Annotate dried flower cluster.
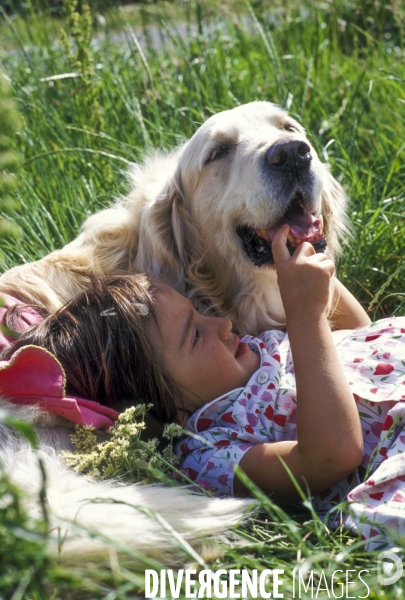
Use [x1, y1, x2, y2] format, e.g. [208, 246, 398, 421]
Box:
[62, 405, 184, 485]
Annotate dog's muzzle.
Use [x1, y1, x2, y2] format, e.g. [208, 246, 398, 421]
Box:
[236, 139, 327, 267]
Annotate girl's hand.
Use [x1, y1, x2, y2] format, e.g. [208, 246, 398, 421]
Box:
[272, 224, 335, 321]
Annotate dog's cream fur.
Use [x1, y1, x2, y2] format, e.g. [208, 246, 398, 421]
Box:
[0, 101, 350, 563]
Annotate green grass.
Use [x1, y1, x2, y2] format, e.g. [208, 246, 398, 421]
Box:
[1, 0, 405, 597]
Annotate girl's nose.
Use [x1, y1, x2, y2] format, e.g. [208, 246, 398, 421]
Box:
[217, 318, 232, 341]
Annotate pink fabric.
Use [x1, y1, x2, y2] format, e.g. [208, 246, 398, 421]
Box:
[0, 294, 119, 430]
[0, 345, 119, 429]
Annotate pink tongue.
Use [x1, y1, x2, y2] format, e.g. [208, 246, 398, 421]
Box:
[264, 208, 322, 242]
[284, 209, 320, 240]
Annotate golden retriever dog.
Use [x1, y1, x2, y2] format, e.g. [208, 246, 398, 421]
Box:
[0, 101, 349, 563]
[0, 101, 349, 334]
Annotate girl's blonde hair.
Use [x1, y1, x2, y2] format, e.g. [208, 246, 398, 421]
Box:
[4, 275, 181, 424]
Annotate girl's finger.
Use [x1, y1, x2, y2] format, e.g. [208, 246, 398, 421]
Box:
[293, 241, 316, 258]
[272, 225, 291, 264]
[307, 252, 332, 263]
[316, 258, 335, 277]
[306, 252, 335, 270]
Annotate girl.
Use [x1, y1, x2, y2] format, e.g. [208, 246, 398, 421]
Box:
[3, 226, 405, 547]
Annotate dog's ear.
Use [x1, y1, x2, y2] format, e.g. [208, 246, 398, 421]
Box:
[321, 167, 351, 258]
[136, 169, 203, 284]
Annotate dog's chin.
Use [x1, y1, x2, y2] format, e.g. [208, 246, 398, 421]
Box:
[236, 191, 327, 268]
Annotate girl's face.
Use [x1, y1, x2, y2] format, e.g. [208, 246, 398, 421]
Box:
[146, 287, 261, 416]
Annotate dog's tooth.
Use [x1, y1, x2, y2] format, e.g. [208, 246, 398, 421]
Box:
[287, 232, 296, 245]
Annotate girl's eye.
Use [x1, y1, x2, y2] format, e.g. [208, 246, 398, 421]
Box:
[193, 329, 200, 345]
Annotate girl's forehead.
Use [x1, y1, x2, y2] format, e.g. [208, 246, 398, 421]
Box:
[149, 286, 195, 339]
[153, 284, 190, 307]
[147, 286, 194, 349]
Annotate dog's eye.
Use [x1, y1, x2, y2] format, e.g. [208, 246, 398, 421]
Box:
[206, 144, 232, 164]
[282, 123, 298, 132]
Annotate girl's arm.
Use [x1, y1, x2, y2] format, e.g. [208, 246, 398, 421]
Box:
[329, 278, 371, 331]
[234, 227, 363, 503]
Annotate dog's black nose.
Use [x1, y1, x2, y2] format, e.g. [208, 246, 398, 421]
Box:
[265, 140, 312, 173]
